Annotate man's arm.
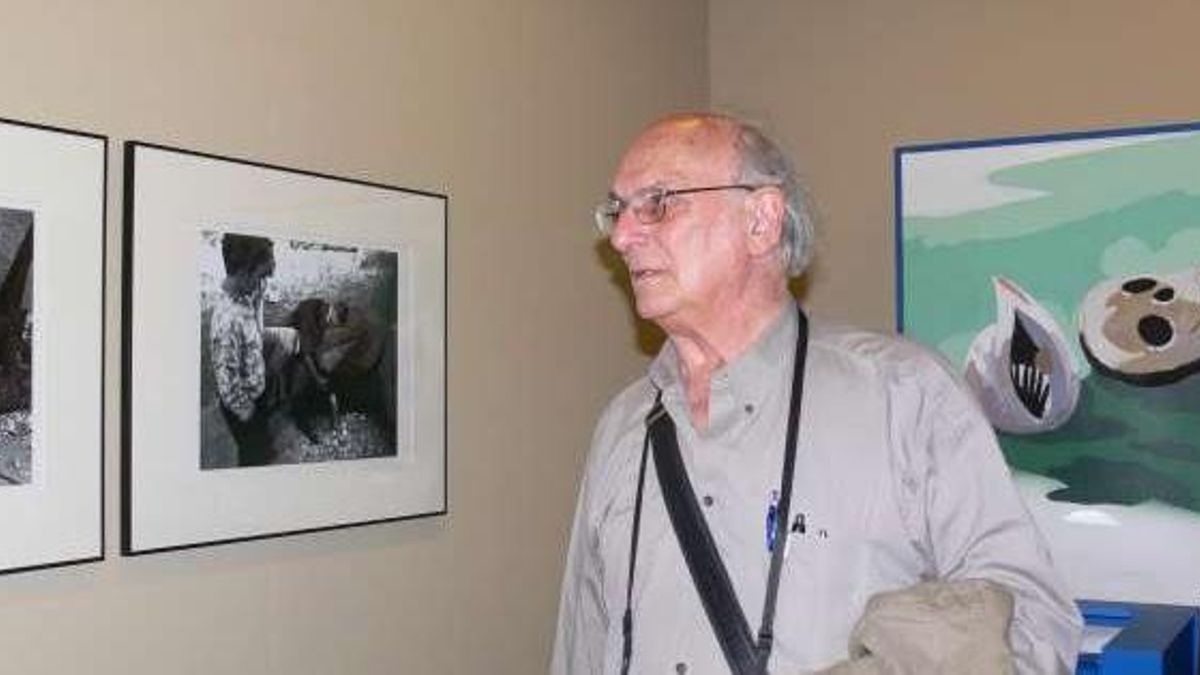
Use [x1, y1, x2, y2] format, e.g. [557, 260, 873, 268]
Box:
[550, 466, 607, 675]
[211, 306, 266, 421]
[895, 359, 1082, 674]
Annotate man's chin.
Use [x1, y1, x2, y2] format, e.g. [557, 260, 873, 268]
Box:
[632, 297, 674, 324]
[630, 281, 684, 320]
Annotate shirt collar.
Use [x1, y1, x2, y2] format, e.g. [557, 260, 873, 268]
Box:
[648, 301, 798, 410]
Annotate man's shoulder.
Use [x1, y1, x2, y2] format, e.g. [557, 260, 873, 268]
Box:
[572, 375, 657, 515]
[210, 292, 252, 325]
[811, 314, 979, 403]
[593, 375, 656, 442]
[806, 317, 945, 369]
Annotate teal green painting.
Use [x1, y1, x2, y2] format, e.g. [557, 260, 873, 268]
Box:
[898, 125, 1200, 602]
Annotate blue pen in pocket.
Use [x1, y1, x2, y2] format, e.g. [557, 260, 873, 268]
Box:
[765, 489, 780, 552]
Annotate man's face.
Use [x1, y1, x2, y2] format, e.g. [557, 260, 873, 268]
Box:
[249, 250, 276, 296]
[608, 121, 751, 333]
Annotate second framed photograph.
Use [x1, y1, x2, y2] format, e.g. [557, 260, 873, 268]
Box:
[122, 142, 446, 555]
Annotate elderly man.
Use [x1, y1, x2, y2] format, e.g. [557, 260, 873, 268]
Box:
[552, 114, 1081, 674]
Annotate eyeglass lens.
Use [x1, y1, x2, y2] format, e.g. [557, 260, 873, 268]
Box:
[595, 190, 667, 235]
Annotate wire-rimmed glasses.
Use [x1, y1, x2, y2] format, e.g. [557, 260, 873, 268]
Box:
[592, 184, 775, 237]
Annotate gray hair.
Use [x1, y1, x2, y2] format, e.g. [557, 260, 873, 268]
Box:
[732, 122, 814, 277]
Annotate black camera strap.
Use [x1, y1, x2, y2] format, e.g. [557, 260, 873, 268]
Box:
[621, 308, 809, 674]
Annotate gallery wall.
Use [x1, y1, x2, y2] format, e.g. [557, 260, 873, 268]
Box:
[0, 1, 705, 673]
[12, 1, 1192, 671]
[710, 0, 1200, 331]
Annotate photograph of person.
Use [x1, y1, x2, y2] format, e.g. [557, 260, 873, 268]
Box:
[198, 230, 399, 470]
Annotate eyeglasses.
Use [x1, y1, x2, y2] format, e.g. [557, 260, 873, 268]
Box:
[593, 184, 775, 237]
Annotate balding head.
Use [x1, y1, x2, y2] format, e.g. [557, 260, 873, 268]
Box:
[603, 112, 802, 344]
[620, 113, 814, 278]
[628, 113, 741, 169]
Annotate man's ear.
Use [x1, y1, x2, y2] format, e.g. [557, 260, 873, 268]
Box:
[745, 187, 785, 258]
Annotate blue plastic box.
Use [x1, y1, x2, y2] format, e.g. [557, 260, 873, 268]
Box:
[1075, 600, 1198, 675]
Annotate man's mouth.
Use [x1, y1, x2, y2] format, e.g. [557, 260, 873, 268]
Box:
[632, 269, 661, 282]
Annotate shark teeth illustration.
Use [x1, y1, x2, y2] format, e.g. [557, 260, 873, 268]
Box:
[964, 276, 1081, 434]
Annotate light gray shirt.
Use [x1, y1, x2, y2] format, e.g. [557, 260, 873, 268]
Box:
[552, 304, 1081, 674]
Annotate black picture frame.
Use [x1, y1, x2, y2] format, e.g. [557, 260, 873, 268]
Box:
[122, 141, 447, 555]
[0, 116, 106, 574]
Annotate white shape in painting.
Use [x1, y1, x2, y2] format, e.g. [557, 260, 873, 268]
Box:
[902, 134, 1184, 218]
[1064, 508, 1121, 527]
[964, 276, 1081, 434]
[1017, 472, 1200, 604]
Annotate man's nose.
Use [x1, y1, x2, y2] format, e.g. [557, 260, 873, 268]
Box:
[608, 208, 645, 254]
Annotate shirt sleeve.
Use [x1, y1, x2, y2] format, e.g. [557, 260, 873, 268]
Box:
[551, 382, 654, 675]
[551, 453, 609, 675]
[211, 303, 266, 422]
[894, 356, 1082, 675]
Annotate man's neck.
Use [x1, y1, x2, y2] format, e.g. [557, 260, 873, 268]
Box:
[667, 292, 791, 430]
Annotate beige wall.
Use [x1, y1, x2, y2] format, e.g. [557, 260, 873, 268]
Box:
[14, 1, 1194, 672]
[0, 1, 705, 673]
[711, 0, 1200, 331]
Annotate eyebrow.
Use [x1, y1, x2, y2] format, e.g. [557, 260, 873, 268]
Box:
[609, 183, 670, 201]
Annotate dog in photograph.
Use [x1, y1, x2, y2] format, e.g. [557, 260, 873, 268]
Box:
[284, 298, 396, 443]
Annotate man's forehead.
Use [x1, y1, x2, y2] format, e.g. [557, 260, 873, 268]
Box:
[614, 118, 738, 189]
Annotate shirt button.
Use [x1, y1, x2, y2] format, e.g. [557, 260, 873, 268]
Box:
[702, 495, 714, 507]
[675, 662, 688, 674]
[744, 403, 755, 414]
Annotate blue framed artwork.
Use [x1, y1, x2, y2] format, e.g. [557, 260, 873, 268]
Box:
[896, 121, 1200, 604]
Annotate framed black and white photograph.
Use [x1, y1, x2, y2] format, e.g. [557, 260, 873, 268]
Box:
[0, 117, 105, 573]
[123, 142, 446, 555]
